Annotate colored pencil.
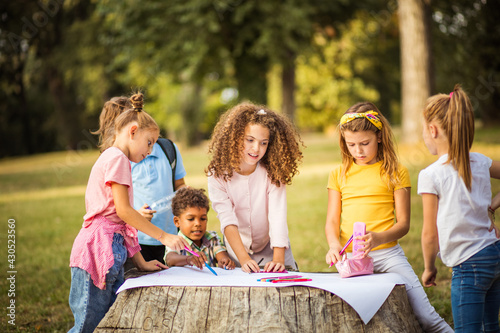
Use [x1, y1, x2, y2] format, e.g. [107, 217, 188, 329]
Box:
[205, 262, 217, 276]
[257, 275, 302, 282]
[329, 234, 354, 267]
[339, 235, 354, 256]
[184, 246, 200, 257]
[272, 278, 312, 283]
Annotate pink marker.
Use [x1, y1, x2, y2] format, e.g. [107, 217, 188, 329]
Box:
[339, 234, 354, 256]
[329, 234, 354, 267]
[184, 246, 200, 257]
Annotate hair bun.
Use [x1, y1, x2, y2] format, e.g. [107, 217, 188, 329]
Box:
[130, 93, 144, 111]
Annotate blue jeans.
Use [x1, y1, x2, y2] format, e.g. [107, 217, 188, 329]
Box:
[451, 241, 500, 333]
[68, 233, 127, 333]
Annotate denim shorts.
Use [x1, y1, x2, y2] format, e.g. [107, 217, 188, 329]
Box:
[451, 241, 500, 333]
[68, 233, 127, 333]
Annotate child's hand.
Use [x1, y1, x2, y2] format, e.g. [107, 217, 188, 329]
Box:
[138, 204, 156, 221]
[326, 247, 342, 266]
[489, 221, 500, 238]
[357, 231, 381, 257]
[185, 255, 205, 270]
[217, 254, 235, 270]
[263, 261, 285, 272]
[138, 260, 168, 272]
[421, 268, 437, 287]
[160, 233, 191, 252]
[241, 258, 260, 273]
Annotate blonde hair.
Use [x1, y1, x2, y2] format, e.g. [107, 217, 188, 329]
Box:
[206, 102, 304, 186]
[92, 97, 131, 152]
[423, 84, 474, 191]
[338, 102, 401, 189]
[93, 93, 159, 152]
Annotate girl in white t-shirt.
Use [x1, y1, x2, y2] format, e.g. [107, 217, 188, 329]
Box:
[418, 84, 500, 332]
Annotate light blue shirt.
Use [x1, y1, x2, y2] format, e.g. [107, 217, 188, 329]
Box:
[131, 142, 187, 245]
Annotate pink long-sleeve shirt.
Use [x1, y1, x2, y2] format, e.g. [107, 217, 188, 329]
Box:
[207, 163, 290, 254]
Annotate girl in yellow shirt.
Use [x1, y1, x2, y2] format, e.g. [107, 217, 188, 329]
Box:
[324, 102, 452, 332]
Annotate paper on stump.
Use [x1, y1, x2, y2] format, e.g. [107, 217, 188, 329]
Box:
[117, 267, 406, 324]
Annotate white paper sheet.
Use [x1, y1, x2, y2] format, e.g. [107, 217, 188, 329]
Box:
[117, 267, 406, 324]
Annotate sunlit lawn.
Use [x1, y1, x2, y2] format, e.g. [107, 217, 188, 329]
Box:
[0, 130, 499, 332]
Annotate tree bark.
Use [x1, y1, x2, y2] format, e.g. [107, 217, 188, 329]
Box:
[234, 52, 268, 105]
[282, 51, 296, 122]
[398, 0, 432, 144]
[96, 277, 423, 332]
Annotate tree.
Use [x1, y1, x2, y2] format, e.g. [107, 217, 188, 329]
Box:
[398, 0, 432, 144]
[97, 0, 355, 122]
[431, 0, 500, 125]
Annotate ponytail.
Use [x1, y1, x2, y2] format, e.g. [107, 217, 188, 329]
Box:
[92, 96, 131, 152]
[423, 84, 475, 191]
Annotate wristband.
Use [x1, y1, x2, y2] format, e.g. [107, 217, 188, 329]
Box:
[157, 232, 164, 241]
[489, 206, 495, 222]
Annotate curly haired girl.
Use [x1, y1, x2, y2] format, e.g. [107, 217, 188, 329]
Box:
[206, 102, 303, 273]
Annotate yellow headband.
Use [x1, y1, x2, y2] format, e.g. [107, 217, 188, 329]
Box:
[340, 111, 382, 130]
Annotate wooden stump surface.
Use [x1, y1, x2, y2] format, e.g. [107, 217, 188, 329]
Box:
[96, 271, 423, 333]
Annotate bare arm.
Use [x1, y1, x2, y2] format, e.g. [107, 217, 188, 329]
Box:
[421, 193, 440, 287]
[165, 252, 204, 270]
[174, 177, 186, 191]
[325, 189, 342, 265]
[264, 247, 286, 272]
[224, 225, 259, 273]
[490, 160, 500, 179]
[215, 251, 235, 270]
[489, 161, 500, 237]
[131, 250, 168, 271]
[111, 183, 190, 252]
[359, 187, 411, 256]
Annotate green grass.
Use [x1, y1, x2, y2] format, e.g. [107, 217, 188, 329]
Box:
[1, 130, 499, 332]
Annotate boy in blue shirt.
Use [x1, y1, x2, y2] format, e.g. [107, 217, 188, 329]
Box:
[132, 140, 187, 264]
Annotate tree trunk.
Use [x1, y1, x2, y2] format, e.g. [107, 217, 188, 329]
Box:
[96, 275, 423, 332]
[282, 52, 296, 122]
[234, 52, 268, 105]
[179, 82, 203, 146]
[47, 67, 82, 150]
[398, 0, 432, 144]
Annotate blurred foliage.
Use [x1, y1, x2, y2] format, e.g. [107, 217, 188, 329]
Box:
[1, 0, 499, 157]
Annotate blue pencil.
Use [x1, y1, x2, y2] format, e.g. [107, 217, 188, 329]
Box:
[205, 262, 217, 276]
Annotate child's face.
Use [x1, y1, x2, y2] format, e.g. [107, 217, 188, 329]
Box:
[174, 207, 208, 246]
[343, 130, 380, 165]
[129, 127, 159, 163]
[240, 123, 270, 173]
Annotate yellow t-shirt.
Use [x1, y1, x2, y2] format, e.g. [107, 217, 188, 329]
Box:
[327, 161, 411, 252]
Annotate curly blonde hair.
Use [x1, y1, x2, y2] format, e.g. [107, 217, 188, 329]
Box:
[206, 102, 304, 186]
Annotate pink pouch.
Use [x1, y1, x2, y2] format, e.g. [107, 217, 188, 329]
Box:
[335, 253, 374, 278]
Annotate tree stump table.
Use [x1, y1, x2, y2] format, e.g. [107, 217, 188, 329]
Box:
[96, 269, 423, 333]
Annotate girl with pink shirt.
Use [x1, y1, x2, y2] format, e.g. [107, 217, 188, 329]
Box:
[206, 102, 304, 273]
[68, 93, 190, 333]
